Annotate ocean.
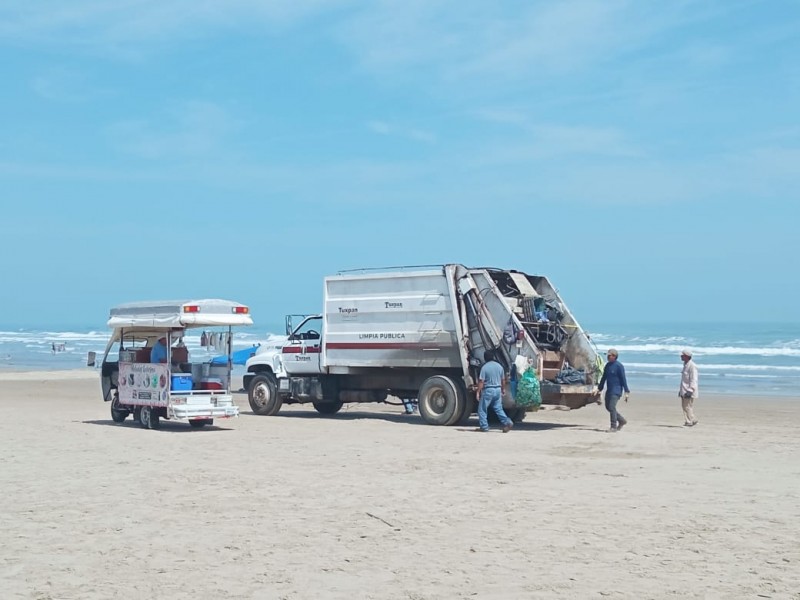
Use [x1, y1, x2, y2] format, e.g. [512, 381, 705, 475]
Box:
[0, 322, 798, 397]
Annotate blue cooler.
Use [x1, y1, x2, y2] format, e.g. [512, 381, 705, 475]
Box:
[171, 373, 193, 391]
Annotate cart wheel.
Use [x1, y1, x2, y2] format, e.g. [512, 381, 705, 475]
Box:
[148, 408, 161, 430]
[110, 395, 129, 423]
[189, 419, 213, 429]
[139, 406, 160, 430]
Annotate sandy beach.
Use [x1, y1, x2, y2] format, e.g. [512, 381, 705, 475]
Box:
[1, 372, 798, 600]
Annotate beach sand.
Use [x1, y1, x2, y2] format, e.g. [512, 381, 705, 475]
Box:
[1, 373, 798, 600]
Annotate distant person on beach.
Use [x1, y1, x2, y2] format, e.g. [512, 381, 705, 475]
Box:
[401, 398, 417, 415]
[598, 348, 630, 432]
[679, 349, 699, 427]
[150, 336, 168, 365]
[475, 349, 514, 433]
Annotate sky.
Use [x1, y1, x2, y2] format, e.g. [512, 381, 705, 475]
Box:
[0, 0, 798, 331]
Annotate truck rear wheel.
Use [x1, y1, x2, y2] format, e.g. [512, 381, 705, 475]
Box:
[456, 394, 475, 425]
[248, 373, 282, 416]
[418, 375, 464, 426]
[313, 401, 343, 415]
[506, 407, 527, 423]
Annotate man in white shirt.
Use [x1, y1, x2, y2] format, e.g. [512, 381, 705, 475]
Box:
[679, 349, 699, 427]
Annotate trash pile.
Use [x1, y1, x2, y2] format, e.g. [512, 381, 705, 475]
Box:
[520, 297, 569, 351]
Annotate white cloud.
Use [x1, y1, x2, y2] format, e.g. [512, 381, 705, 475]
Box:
[31, 68, 109, 102]
[106, 101, 242, 159]
[468, 109, 642, 159]
[367, 120, 437, 143]
[334, 0, 740, 83]
[0, 0, 351, 49]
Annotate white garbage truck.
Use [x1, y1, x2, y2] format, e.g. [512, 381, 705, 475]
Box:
[247, 264, 602, 426]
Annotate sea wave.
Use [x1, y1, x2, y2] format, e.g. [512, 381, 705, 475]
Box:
[612, 344, 800, 357]
[625, 362, 800, 372]
[0, 329, 264, 343]
[590, 334, 693, 344]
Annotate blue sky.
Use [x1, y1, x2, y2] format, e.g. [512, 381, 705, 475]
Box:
[1, 0, 798, 330]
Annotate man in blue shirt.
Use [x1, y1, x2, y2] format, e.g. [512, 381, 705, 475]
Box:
[598, 348, 630, 432]
[475, 349, 514, 433]
[150, 336, 168, 365]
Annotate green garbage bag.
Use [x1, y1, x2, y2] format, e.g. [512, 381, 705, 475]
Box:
[515, 366, 541, 409]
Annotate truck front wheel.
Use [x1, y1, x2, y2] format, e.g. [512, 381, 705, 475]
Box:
[248, 373, 283, 416]
[418, 375, 464, 426]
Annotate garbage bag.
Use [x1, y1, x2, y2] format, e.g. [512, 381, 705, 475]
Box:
[515, 366, 542, 409]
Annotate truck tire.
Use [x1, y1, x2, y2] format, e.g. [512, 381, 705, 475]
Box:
[487, 407, 526, 424]
[456, 394, 475, 425]
[418, 375, 465, 426]
[313, 401, 343, 415]
[189, 419, 213, 429]
[248, 373, 282, 416]
[506, 407, 527, 423]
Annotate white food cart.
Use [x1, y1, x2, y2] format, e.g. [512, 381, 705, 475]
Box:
[100, 299, 254, 429]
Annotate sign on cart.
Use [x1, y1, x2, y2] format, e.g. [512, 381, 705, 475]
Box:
[119, 363, 170, 406]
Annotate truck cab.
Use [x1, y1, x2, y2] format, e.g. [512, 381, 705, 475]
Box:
[244, 314, 320, 415]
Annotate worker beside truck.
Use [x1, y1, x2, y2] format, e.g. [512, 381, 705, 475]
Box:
[475, 349, 514, 433]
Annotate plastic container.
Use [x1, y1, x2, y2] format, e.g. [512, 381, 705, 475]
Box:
[171, 373, 193, 391]
[200, 377, 223, 390]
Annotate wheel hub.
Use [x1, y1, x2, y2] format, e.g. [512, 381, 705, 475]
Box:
[253, 383, 269, 406]
[430, 391, 446, 414]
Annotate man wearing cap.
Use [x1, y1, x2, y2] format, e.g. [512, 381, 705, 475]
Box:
[598, 348, 630, 432]
[679, 350, 699, 426]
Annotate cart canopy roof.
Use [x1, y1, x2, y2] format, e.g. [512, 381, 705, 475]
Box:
[107, 299, 253, 329]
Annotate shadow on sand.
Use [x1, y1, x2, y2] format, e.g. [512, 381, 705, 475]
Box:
[241, 409, 582, 432]
[456, 421, 579, 433]
[80, 419, 235, 433]
[243, 410, 434, 427]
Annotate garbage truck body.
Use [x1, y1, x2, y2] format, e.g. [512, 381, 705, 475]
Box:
[253, 264, 601, 425]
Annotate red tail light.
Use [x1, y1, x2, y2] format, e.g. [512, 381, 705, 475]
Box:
[183, 305, 200, 313]
[233, 306, 249, 314]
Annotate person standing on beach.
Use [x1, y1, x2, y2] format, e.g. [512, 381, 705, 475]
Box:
[679, 349, 699, 427]
[598, 348, 630, 432]
[475, 349, 514, 433]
